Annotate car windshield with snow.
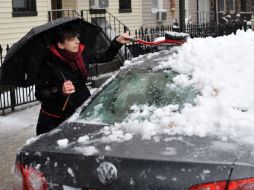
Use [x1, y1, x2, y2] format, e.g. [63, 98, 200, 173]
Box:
[14, 31, 254, 190]
[77, 64, 196, 124]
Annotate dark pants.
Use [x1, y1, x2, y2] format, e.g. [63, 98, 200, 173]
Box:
[36, 111, 64, 136]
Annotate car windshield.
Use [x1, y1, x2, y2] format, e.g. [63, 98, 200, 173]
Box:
[77, 70, 197, 124]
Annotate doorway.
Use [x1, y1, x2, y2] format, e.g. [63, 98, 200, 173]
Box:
[198, 0, 210, 23]
[51, 0, 62, 20]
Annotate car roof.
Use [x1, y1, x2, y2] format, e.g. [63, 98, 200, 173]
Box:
[119, 50, 175, 73]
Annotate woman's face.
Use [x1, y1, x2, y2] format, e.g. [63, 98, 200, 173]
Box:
[58, 36, 80, 53]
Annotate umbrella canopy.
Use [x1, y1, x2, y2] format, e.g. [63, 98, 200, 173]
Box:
[0, 17, 101, 87]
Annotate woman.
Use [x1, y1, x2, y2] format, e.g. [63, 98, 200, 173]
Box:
[35, 24, 130, 135]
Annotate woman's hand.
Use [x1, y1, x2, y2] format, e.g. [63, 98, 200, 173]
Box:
[62, 80, 75, 95]
[116, 33, 132, 44]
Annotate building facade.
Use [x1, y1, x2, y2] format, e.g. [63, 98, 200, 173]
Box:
[0, 0, 50, 54]
[210, 0, 254, 22]
[141, 0, 199, 27]
[2, 0, 253, 52]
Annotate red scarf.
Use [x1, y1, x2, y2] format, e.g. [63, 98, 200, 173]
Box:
[49, 44, 88, 79]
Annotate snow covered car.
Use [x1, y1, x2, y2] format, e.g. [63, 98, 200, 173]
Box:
[14, 36, 254, 190]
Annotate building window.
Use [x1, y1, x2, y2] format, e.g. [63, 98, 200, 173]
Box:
[152, 0, 163, 13]
[229, 0, 235, 11]
[185, 0, 189, 17]
[152, 0, 159, 9]
[218, 0, 224, 11]
[12, 0, 37, 17]
[119, 0, 132, 13]
[241, 0, 247, 12]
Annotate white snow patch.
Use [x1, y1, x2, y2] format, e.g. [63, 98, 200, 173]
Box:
[105, 145, 111, 151]
[156, 175, 167, 181]
[67, 167, 74, 178]
[74, 146, 98, 156]
[77, 135, 90, 144]
[63, 185, 81, 190]
[25, 137, 38, 145]
[57, 139, 69, 149]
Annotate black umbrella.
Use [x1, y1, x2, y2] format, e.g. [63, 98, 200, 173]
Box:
[0, 17, 101, 87]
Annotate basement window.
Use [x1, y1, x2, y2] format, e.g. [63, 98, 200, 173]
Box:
[119, 0, 132, 13]
[12, 0, 37, 17]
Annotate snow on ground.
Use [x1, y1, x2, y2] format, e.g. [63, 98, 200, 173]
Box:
[0, 103, 40, 135]
[73, 29, 254, 153]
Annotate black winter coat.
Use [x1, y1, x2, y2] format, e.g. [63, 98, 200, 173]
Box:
[35, 38, 122, 120]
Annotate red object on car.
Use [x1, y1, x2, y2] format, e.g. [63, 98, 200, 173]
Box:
[189, 178, 254, 190]
[13, 162, 48, 190]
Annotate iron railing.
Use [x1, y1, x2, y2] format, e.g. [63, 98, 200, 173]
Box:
[0, 44, 37, 115]
[81, 9, 129, 40]
[186, 21, 245, 38]
[48, 9, 81, 21]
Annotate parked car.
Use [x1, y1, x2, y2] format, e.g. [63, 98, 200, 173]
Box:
[13, 50, 254, 190]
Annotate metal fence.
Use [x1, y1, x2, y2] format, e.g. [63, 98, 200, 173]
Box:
[0, 20, 248, 115]
[0, 45, 37, 115]
[124, 20, 247, 60]
[48, 9, 81, 22]
[186, 21, 246, 38]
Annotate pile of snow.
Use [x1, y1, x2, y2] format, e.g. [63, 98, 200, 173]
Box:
[57, 139, 69, 149]
[149, 30, 254, 142]
[74, 30, 254, 151]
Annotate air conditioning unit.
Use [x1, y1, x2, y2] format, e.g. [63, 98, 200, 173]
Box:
[156, 11, 167, 22]
[90, 0, 109, 9]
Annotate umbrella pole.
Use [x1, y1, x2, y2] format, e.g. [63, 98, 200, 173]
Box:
[59, 71, 70, 112]
[62, 95, 70, 111]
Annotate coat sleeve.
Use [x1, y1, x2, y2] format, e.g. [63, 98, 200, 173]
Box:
[35, 61, 64, 102]
[88, 37, 123, 64]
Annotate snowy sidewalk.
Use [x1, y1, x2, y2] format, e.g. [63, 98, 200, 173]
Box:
[0, 103, 40, 190]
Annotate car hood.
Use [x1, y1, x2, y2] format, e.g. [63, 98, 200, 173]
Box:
[20, 122, 254, 165]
